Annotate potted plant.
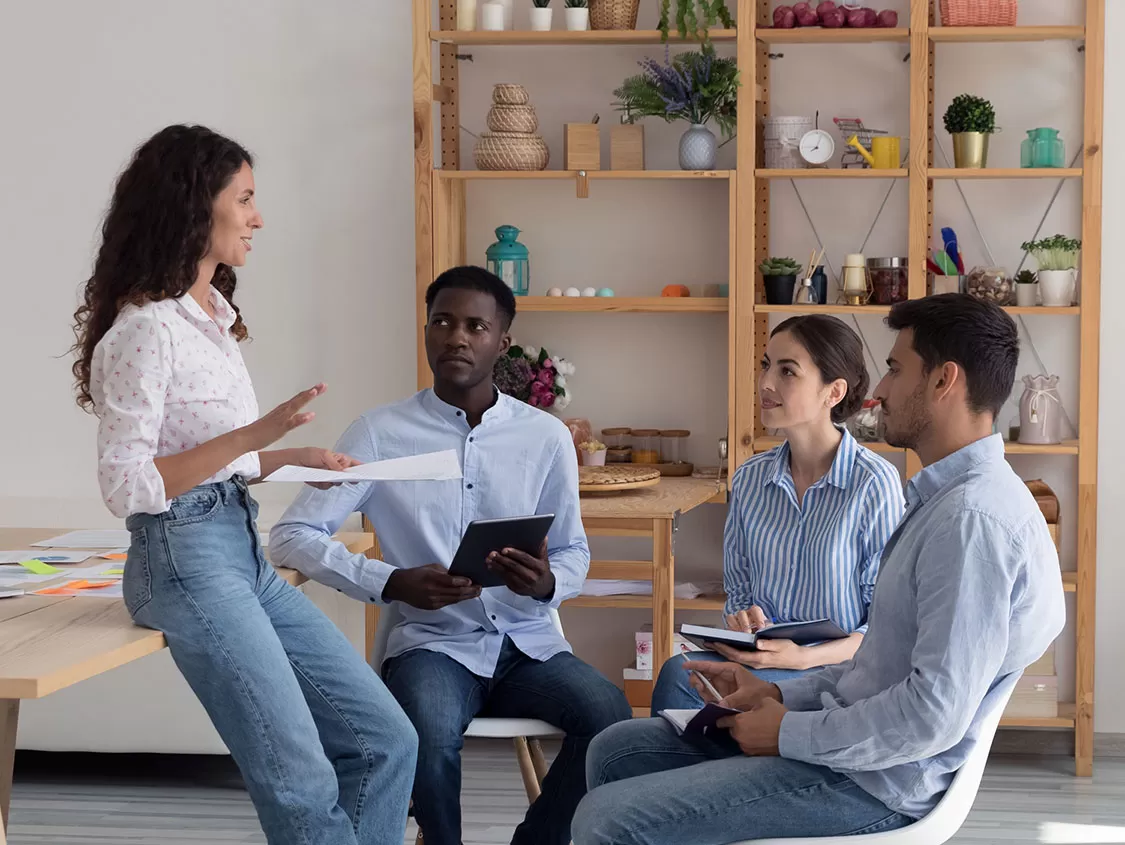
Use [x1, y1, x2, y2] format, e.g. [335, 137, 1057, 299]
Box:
[530, 0, 553, 30]
[943, 93, 996, 168]
[612, 47, 739, 170]
[565, 0, 589, 30]
[658, 0, 734, 45]
[1013, 269, 1038, 307]
[578, 438, 608, 466]
[759, 257, 802, 305]
[1021, 235, 1081, 307]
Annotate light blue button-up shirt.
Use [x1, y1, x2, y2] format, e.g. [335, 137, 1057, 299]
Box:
[775, 434, 1065, 818]
[269, 389, 589, 677]
[723, 428, 904, 634]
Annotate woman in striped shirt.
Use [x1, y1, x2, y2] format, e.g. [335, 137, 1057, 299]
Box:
[652, 315, 904, 713]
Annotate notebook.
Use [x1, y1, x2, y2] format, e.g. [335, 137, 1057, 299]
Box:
[658, 703, 742, 738]
[679, 618, 849, 651]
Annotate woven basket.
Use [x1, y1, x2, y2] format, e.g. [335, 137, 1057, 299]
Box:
[474, 132, 550, 171]
[492, 83, 530, 106]
[487, 104, 539, 134]
[589, 0, 640, 30]
[939, 0, 1017, 26]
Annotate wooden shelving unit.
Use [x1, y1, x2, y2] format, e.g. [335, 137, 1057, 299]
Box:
[414, 0, 1102, 776]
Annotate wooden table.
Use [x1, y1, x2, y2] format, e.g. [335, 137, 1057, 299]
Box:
[0, 527, 373, 842]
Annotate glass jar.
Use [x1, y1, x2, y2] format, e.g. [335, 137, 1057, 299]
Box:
[660, 430, 691, 464]
[631, 429, 662, 464]
[866, 257, 909, 305]
[965, 266, 1013, 305]
[601, 427, 632, 463]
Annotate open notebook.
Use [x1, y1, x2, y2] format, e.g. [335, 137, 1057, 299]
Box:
[680, 619, 848, 651]
[658, 703, 741, 738]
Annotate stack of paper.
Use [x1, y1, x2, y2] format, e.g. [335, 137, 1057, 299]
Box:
[262, 450, 462, 483]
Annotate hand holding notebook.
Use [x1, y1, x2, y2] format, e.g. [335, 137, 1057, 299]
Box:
[679, 618, 848, 651]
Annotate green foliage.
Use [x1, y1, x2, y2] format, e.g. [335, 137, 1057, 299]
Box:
[943, 94, 996, 134]
[532, 0, 551, 7]
[1014, 269, 1038, 284]
[658, 0, 733, 45]
[1021, 234, 1082, 271]
[564, 0, 587, 7]
[759, 257, 802, 276]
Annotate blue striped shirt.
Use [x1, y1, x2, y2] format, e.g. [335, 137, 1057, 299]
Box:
[723, 428, 904, 634]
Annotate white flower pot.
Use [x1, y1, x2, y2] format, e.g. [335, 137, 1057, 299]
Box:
[497, 0, 514, 28]
[581, 449, 607, 467]
[1015, 283, 1038, 307]
[565, 7, 589, 30]
[1037, 268, 1077, 307]
[529, 6, 553, 30]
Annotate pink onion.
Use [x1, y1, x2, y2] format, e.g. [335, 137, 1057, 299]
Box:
[877, 8, 898, 26]
[821, 7, 845, 26]
[773, 4, 796, 27]
[795, 5, 819, 25]
[845, 7, 867, 26]
[816, 0, 837, 15]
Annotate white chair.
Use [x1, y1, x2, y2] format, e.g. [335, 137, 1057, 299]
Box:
[737, 681, 1017, 845]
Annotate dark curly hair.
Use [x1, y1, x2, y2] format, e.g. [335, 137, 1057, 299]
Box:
[771, 314, 870, 424]
[71, 124, 254, 410]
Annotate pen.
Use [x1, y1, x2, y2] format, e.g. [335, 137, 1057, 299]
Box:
[691, 669, 723, 704]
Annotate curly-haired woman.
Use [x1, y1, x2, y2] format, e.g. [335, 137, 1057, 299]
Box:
[71, 125, 416, 845]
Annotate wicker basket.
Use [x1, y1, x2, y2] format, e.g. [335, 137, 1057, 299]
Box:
[487, 104, 539, 134]
[492, 83, 530, 106]
[939, 0, 1017, 26]
[589, 0, 640, 30]
[474, 132, 550, 171]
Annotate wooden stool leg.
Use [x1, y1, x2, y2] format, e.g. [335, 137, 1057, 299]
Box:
[513, 737, 542, 802]
[527, 738, 549, 786]
[0, 699, 18, 837]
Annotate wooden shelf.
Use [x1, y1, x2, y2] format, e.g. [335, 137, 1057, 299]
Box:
[518, 296, 728, 313]
[1001, 703, 1076, 729]
[929, 26, 1085, 43]
[1063, 572, 1077, 593]
[434, 169, 733, 181]
[756, 27, 909, 43]
[1004, 440, 1079, 455]
[756, 168, 907, 179]
[929, 168, 1082, 180]
[1005, 306, 1080, 315]
[754, 304, 892, 315]
[430, 29, 737, 45]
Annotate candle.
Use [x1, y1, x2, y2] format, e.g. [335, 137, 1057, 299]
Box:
[497, 0, 514, 29]
[480, 1, 504, 30]
[456, 0, 477, 30]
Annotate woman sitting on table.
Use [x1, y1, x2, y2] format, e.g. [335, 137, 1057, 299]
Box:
[651, 315, 904, 713]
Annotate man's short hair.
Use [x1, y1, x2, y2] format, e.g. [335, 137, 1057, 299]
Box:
[425, 266, 517, 329]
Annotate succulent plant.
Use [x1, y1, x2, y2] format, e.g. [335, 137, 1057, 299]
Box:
[1014, 269, 1038, 285]
[564, 0, 587, 7]
[943, 94, 996, 134]
[759, 257, 803, 276]
[533, 0, 551, 7]
[1021, 235, 1082, 271]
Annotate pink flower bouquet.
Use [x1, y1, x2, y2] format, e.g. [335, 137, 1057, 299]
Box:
[493, 342, 574, 410]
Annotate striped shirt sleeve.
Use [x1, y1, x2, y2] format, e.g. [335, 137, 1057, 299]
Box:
[723, 466, 754, 617]
[853, 460, 906, 633]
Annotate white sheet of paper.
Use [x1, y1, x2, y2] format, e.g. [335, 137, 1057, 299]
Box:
[0, 551, 94, 564]
[0, 570, 68, 587]
[262, 450, 463, 484]
[68, 562, 126, 580]
[0, 589, 24, 599]
[31, 530, 131, 549]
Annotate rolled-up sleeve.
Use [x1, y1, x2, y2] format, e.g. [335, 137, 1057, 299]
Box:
[94, 314, 171, 517]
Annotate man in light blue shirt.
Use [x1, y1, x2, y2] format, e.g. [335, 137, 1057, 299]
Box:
[572, 294, 1066, 844]
[271, 266, 630, 845]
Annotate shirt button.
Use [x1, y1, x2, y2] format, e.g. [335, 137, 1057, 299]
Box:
[491, 615, 497, 621]
[467, 483, 474, 489]
[456, 411, 462, 417]
[469, 437, 474, 443]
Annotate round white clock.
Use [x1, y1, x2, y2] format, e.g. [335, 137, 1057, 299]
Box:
[799, 129, 835, 167]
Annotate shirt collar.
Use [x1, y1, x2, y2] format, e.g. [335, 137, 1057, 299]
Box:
[763, 426, 857, 491]
[421, 386, 514, 426]
[174, 286, 236, 330]
[906, 434, 1005, 508]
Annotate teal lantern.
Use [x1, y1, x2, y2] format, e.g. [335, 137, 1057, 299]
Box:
[485, 225, 529, 296]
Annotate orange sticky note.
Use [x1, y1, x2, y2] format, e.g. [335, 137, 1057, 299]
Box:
[101, 553, 128, 561]
[35, 580, 117, 596]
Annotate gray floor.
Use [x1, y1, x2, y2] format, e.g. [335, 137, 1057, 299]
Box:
[6, 741, 1125, 844]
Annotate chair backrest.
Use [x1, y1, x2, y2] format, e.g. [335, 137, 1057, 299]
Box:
[369, 600, 565, 670]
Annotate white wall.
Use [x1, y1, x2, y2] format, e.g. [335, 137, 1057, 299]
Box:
[0, 0, 1121, 750]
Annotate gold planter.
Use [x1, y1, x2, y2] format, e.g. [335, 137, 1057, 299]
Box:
[951, 132, 991, 169]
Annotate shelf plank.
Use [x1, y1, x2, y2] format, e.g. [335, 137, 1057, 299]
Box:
[518, 296, 728, 313]
[1063, 572, 1077, 593]
[1005, 306, 1081, 316]
[1000, 703, 1076, 729]
[756, 28, 909, 44]
[430, 29, 738, 45]
[1005, 440, 1079, 455]
[929, 168, 1082, 180]
[756, 168, 908, 179]
[929, 26, 1085, 43]
[754, 304, 892, 316]
[434, 169, 733, 181]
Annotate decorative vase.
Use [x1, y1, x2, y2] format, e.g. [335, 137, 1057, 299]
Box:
[679, 123, 717, 170]
[951, 132, 990, 168]
[1037, 268, 1077, 307]
[1018, 374, 1063, 445]
[457, 0, 478, 30]
[1015, 282, 1038, 307]
[764, 274, 797, 305]
[565, 7, 589, 30]
[810, 265, 828, 307]
[529, 6, 553, 29]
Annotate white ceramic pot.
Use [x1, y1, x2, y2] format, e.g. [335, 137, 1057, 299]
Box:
[480, 1, 504, 29]
[497, 0, 514, 28]
[1038, 268, 1077, 307]
[581, 449, 608, 466]
[1015, 282, 1038, 307]
[565, 7, 589, 30]
[529, 6, 553, 30]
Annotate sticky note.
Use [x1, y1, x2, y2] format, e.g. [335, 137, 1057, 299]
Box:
[103, 568, 125, 576]
[101, 554, 127, 561]
[20, 559, 61, 575]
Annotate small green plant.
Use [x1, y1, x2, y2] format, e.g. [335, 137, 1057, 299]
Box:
[613, 48, 740, 139]
[1021, 235, 1081, 271]
[943, 94, 996, 134]
[759, 257, 802, 277]
[564, 0, 587, 7]
[533, 0, 550, 7]
[658, 0, 734, 45]
[1014, 269, 1038, 285]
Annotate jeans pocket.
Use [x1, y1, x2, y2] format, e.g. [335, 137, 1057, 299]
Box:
[166, 487, 222, 526]
[123, 528, 153, 618]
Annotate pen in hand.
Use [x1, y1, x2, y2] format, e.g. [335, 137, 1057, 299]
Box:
[692, 669, 724, 705]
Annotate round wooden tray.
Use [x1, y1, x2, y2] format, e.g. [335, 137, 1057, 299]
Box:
[578, 465, 661, 494]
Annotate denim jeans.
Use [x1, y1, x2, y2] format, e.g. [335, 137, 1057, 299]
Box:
[650, 652, 811, 715]
[383, 636, 632, 845]
[572, 718, 914, 845]
[124, 478, 417, 845]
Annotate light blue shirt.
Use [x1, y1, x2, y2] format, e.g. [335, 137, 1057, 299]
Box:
[269, 389, 589, 677]
[723, 428, 904, 634]
[775, 434, 1066, 818]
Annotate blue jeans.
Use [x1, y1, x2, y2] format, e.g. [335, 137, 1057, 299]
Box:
[383, 636, 632, 845]
[650, 652, 811, 715]
[124, 478, 417, 845]
[572, 718, 914, 845]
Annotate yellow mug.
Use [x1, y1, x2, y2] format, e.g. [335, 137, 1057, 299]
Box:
[871, 136, 901, 169]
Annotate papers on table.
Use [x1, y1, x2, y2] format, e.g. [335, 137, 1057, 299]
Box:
[0, 589, 24, 600]
[0, 551, 93, 565]
[35, 580, 124, 599]
[262, 450, 463, 484]
[32, 530, 132, 549]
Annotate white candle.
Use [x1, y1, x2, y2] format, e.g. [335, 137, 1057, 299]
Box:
[497, 0, 514, 29]
[480, 1, 504, 30]
[456, 0, 477, 30]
